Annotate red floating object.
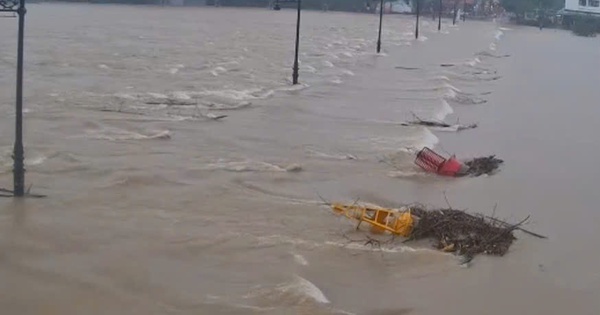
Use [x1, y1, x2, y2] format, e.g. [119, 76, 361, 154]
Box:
[438, 156, 463, 176]
[415, 147, 446, 173]
[415, 147, 465, 177]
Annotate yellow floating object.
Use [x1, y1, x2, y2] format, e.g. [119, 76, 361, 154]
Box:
[331, 203, 414, 237]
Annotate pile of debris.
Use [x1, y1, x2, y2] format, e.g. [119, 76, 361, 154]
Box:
[408, 206, 518, 257]
[330, 201, 545, 260]
[463, 155, 504, 177]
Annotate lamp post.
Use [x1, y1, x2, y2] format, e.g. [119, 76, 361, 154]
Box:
[438, 0, 442, 31]
[1, 0, 26, 197]
[453, 0, 457, 24]
[415, 0, 420, 39]
[462, 0, 466, 21]
[377, 0, 384, 53]
[292, 0, 301, 84]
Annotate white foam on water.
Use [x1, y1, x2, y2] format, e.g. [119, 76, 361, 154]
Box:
[291, 252, 309, 266]
[244, 275, 330, 307]
[98, 64, 109, 69]
[216, 60, 240, 67]
[211, 66, 227, 76]
[443, 82, 462, 93]
[129, 103, 169, 111]
[328, 53, 340, 60]
[387, 170, 427, 178]
[86, 128, 171, 141]
[201, 160, 300, 173]
[1, 149, 50, 168]
[330, 77, 343, 85]
[495, 30, 504, 40]
[190, 88, 274, 101]
[303, 65, 317, 73]
[147, 92, 169, 99]
[170, 91, 192, 100]
[499, 27, 512, 31]
[256, 234, 441, 256]
[322, 60, 334, 68]
[411, 127, 439, 150]
[340, 51, 354, 58]
[489, 43, 497, 51]
[341, 69, 355, 76]
[277, 83, 309, 92]
[324, 240, 438, 254]
[286, 276, 329, 304]
[27, 155, 48, 166]
[443, 87, 458, 100]
[114, 93, 138, 100]
[304, 147, 357, 161]
[417, 36, 428, 42]
[433, 99, 454, 121]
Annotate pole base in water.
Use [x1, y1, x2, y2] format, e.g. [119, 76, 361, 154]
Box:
[12, 145, 25, 197]
[292, 65, 299, 85]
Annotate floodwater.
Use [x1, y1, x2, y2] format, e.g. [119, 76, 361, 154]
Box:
[1, 3, 599, 315]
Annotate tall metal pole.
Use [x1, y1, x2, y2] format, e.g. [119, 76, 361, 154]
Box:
[292, 0, 301, 84]
[462, 0, 466, 21]
[438, 0, 442, 31]
[415, 0, 420, 39]
[376, 0, 384, 53]
[453, 0, 457, 25]
[13, 0, 26, 197]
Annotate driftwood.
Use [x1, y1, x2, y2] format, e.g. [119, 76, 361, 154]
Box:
[0, 186, 47, 198]
[476, 51, 511, 58]
[98, 108, 146, 116]
[145, 99, 197, 106]
[395, 66, 420, 70]
[401, 113, 477, 131]
[485, 216, 547, 239]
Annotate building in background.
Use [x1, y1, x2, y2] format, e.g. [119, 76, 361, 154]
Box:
[563, 0, 600, 15]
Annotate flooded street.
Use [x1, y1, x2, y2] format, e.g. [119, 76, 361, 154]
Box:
[1, 3, 599, 314]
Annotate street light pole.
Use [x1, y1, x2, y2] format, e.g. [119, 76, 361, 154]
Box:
[14, 0, 26, 197]
[438, 0, 442, 31]
[292, 0, 301, 84]
[453, 0, 457, 24]
[415, 0, 420, 39]
[1, 0, 26, 197]
[377, 0, 384, 53]
[462, 0, 466, 21]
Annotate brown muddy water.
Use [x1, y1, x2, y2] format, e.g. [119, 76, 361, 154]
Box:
[0, 3, 599, 315]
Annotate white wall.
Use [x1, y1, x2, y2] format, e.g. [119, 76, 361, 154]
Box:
[565, 0, 600, 14]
